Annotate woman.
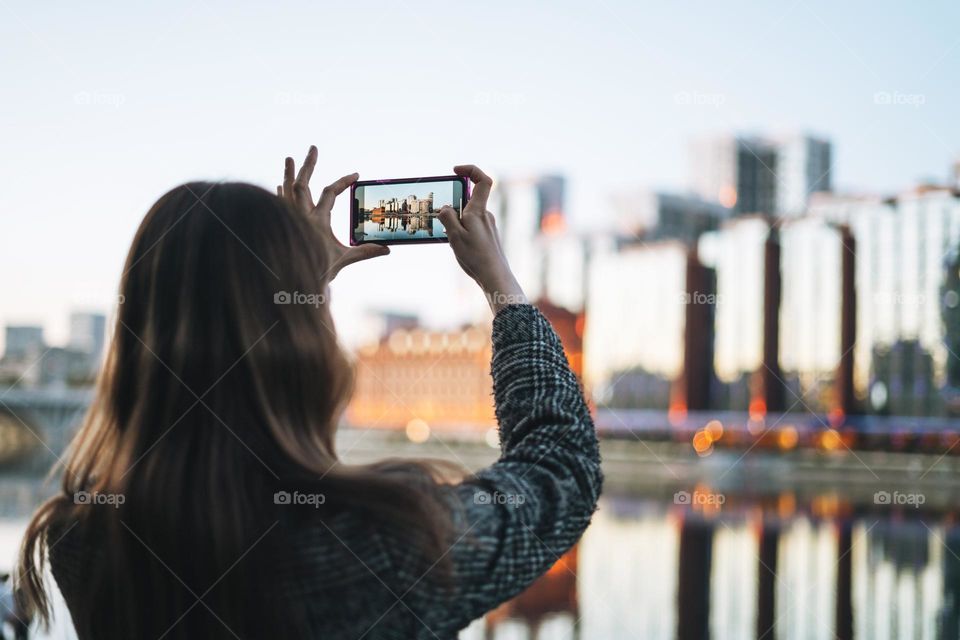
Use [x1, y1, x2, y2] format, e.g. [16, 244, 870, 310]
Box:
[17, 147, 602, 639]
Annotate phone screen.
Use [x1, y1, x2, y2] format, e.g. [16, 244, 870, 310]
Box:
[350, 176, 466, 245]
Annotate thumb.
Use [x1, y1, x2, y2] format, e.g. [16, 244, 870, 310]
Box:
[339, 244, 390, 268]
[437, 206, 464, 236]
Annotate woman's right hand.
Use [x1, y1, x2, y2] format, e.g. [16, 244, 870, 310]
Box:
[437, 166, 527, 313]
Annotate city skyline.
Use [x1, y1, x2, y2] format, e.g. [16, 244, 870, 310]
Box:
[353, 180, 460, 242]
[356, 181, 445, 209]
[1, 2, 958, 349]
[4, 6, 960, 638]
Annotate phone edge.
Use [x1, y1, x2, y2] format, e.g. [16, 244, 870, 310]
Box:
[349, 175, 469, 247]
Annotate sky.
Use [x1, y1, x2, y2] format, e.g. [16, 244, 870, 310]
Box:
[356, 180, 459, 210]
[1, 0, 958, 350]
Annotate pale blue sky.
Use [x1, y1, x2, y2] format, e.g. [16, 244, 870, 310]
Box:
[1, 0, 958, 348]
[356, 180, 459, 210]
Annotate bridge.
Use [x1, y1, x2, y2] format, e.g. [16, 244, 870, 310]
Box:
[3, 388, 960, 514]
[0, 387, 92, 470]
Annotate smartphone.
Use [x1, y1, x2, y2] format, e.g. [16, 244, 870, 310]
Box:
[350, 175, 468, 246]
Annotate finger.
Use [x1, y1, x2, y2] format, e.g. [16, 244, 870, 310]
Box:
[339, 244, 390, 268]
[297, 145, 318, 185]
[317, 172, 359, 212]
[453, 165, 493, 211]
[437, 205, 465, 236]
[277, 185, 283, 197]
[292, 181, 313, 213]
[283, 157, 296, 200]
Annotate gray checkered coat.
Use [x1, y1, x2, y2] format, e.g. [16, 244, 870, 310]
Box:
[50, 304, 603, 638]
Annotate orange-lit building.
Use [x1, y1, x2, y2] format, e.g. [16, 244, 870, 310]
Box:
[346, 304, 583, 435]
[535, 300, 584, 378]
[346, 325, 495, 433]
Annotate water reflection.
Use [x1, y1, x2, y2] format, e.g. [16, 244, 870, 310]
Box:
[355, 210, 444, 241]
[575, 496, 960, 640]
[3, 489, 959, 639]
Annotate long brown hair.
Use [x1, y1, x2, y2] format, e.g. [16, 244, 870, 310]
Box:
[17, 182, 455, 638]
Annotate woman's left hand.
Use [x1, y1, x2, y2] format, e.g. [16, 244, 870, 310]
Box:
[277, 145, 389, 280]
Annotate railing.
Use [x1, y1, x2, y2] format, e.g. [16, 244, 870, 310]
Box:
[596, 408, 960, 454]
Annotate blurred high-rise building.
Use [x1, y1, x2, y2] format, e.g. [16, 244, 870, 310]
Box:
[870, 340, 938, 416]
[778, 217, 844, 411]
[690, 133, 831, 217]
[697, 217, 770, 409]
[2, 313, 111, 388]
[39, 347, 94, 388]
[0, 325, 46, 386]
[494, 175, 567, 242]
[696, 214, 853, 414]
[493, 174, 588, 310]
[941, 248, 960, 415]
[584, 240, 687, 407]
[610, 189, 730, 244]
[68, 312, 106, 362]
[809, 185, 960, 416]
[492, 176, 547, 301]
[540, 235, 588, 311]
[536, 175, 565, 233]
[680, 250, 718, 412]
[3, 325, 44, 360]
[776, 134, 833, 216]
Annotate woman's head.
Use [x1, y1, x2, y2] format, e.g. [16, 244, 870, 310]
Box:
[18, 181, 454, 638]
[108, 182, 351, 478]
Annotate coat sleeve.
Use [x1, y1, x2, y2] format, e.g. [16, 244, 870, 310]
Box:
[394, 304, 603, 636]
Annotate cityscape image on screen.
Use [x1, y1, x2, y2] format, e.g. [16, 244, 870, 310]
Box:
[353, 179, 463, 243]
